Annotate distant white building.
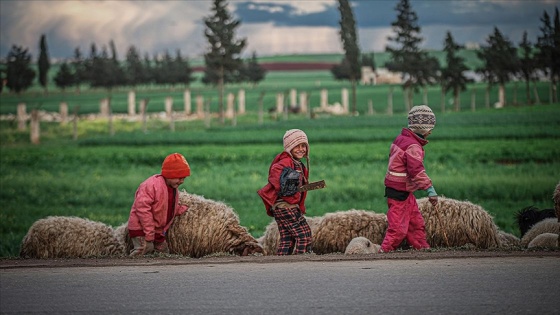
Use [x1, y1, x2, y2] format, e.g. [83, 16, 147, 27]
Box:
[361, 67, 402, 85]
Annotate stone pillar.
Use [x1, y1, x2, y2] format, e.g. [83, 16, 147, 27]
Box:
[100, 98, 109, 117]
[140, 99, 148, 133]
[341, 88, 349, 113]
[165, 96, 173, 117]
[17, 103, 26, 131]
[290, 89, 297, 107]
[226, 93, 235, 119]
[128, 90, 136, 115]
[276, 93, 284, 113]
[196, 95, 204, 118]
[184, 89, 191, 115]
[320, 89, 328, 108]
[60, 102, 68, 125]
[299, 92, 308, 114]
[238, 89, 245, 114]
[30, 109, 40, 145]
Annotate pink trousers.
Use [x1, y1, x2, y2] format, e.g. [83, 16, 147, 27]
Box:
[381, 193, 430, 252]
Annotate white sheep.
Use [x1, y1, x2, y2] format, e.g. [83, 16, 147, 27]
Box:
[520, 218, 560, 247]
[496, 230, 521, 247]
[417, 197, 500, 249]
[344, 237, 381, 255]
[313, 210, 387, 254]
[258, 209, 387, 255]
[19, 216, 126, 258]
[163, 191, 263, 258]
[257, 215, 322, 256]
[527, 233, 559, 248]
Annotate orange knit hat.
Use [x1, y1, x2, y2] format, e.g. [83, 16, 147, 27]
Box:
[161, 153, 190, 178]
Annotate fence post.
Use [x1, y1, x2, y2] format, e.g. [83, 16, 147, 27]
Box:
[17, 103, 26, 131]
[299, 92, 307, 114]
[140, 99, 149, 134]
[128, 90, 136, 115]
[30, 109, 40, 145]
[196, 95, 204, 119]
[320, 89, 328, 109]
[60, 102, 68, 125]
[341, 88, 349, 114]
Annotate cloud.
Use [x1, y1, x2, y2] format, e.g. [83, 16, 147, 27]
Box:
[0, 0, 557, 61]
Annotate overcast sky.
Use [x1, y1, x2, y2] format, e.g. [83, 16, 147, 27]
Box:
[0, 0, 558, 61]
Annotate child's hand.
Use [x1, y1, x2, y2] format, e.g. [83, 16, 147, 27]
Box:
[429, 196, 438, 207]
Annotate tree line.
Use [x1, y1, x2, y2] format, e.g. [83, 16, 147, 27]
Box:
[1, 0, 559, 114]
[332, 0, 560, 112]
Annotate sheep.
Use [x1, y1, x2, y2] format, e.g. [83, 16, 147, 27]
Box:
[515, 206, 556, 237]
[344, 237, 381, 255]
[162, 191, 263, 258]
[19, 216, 126, 258]
[520, 218, 560, 247]
[257, 215, 322, 256]
[496, 230, 521, 247]
[527, 233, 559, 249]
[312, 210, 387, 254]
[258, 210, 387, 255]
[417, 197, 500, 249]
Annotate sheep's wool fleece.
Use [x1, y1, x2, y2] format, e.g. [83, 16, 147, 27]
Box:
[19, 216, 126, 258]
[313, 210, 388, 254]
[521, 218, 560, 247]
[344, 237, 381, 255]
[417, 197, 500, 249]
[258, 216, 322, 256]
[165, 191, 262, 258]
[496, 230, 521, 247]
[527, 233, 559, 248]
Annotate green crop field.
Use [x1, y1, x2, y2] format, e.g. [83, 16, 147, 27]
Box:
[1, 100, 559, 257]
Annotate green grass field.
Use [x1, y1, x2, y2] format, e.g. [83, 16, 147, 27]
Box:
[1, 102, 559, 257]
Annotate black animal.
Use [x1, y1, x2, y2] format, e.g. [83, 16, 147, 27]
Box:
[515, 206, 556, 237]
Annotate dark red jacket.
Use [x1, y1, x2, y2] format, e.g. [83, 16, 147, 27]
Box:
[258, 152, 309, 217]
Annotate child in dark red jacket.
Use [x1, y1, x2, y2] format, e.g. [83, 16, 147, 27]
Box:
[380, 105, 439, 253]
[258, 129, 312, 255]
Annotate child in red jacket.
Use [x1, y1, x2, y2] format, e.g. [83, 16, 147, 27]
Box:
[380, 105, 439, 253]
[258, 129, 312, 255]
[127, 153, 191, 256]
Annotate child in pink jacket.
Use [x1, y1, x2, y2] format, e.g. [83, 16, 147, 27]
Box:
[127, 153, 191, 256]
[380, 105, 439, 253]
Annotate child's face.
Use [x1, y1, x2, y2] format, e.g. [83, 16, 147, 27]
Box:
[290, 143, 307, 160]
[165, 177, 186, 189]
[424, 129, 432, 138]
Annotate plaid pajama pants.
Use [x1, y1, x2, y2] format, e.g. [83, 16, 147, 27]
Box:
[272, 206, 312, 255]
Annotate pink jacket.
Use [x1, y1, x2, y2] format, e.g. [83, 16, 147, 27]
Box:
[127, 174, 188, 241]
[384, 128, 433, 192]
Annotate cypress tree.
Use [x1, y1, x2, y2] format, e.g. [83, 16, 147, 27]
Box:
[203, 0, 247, 123]
[38, 34, 51, 93]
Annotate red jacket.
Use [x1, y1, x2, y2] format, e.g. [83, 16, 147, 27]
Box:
[258, 152, 309, 217]
[384, 128, 433, 192]
[127, 174, 188, 241]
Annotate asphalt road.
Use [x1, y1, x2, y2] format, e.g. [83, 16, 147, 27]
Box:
[1, 256, 559, 315]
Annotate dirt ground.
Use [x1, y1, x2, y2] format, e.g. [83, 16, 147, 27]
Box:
[2, 248, 559, 269]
